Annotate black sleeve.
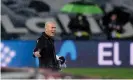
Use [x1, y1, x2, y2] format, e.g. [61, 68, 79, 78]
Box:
[33, 37, 46, 58]
[34, 37, 46, 52]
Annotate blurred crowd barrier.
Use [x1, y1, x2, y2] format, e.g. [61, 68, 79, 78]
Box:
[1, 40, 133, 67]
[1, 67, 90, 79]
[1, 0, 133, 40]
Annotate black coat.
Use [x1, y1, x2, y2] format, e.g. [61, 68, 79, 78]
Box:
[33, 32, 60, 70]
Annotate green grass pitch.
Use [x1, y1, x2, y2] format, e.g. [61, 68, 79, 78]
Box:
[62, 68, 133, 79]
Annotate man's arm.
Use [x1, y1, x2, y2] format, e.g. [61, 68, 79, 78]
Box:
[33, 37, 45, 57]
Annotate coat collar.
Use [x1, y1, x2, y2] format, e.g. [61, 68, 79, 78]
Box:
[42, 32, 54, 41]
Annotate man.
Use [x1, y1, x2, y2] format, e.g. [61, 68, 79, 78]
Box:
[107, 14, 123, 39]
[33, 21, 60, 71]
[68, 14, 91, 40]
[102, 13, 123, 39]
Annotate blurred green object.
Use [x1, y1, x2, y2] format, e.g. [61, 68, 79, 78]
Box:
[116, 32, 121, 38]
[61, 1, 103, 15]
[74, 31, 89, 37]
[63, 68, 133, 78]
[112, 31, 121, 38]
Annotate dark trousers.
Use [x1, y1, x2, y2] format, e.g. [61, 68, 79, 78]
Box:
[39, 58, 60, 71]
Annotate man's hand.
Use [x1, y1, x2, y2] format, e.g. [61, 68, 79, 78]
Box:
[34, 51, 41, 57]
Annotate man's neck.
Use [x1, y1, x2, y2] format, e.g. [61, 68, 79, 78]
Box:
[44, 31, 52, 39]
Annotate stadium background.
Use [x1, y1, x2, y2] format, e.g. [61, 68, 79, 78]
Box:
[1, 0, 133, 79]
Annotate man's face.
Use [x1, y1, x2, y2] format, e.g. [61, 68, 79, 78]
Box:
[46, 23, 56, 37]
[111, 14, 117, 20]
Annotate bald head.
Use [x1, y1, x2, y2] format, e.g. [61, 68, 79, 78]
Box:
[44, 22, 56, 37]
